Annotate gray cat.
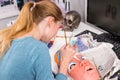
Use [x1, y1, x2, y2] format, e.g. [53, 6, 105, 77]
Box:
[62, 10, 81, 31]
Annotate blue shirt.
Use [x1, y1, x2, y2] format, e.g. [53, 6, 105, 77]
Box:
[0, 37, 67, 80]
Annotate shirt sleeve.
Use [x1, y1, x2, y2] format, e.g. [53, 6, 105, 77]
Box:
[32, 45, 67, 80]
[56, 73, 67, 80]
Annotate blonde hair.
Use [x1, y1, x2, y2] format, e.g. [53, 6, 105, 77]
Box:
[0, 1, 63, 57]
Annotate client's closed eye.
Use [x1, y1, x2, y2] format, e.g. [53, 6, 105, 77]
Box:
[70, 63, 76, 69]
[68, 62, 76, 72]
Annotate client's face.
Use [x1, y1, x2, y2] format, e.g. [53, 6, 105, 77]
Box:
[68, 54, 100, 80]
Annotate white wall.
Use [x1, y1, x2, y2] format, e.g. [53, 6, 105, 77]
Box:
[0, 0, 86, 29]
[70, 0, 85, 22]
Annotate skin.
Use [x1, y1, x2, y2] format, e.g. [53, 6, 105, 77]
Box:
[19, 16, 75, 75]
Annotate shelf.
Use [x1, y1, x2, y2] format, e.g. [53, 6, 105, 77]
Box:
[0, 5, 19, 19]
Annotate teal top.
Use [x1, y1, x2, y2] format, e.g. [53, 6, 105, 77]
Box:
[0, 37, 67, 80]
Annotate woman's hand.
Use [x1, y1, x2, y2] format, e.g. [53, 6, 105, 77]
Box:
[59, 44, 75, 75]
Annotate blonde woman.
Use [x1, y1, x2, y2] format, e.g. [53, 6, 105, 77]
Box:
[0, 1, 75, 80]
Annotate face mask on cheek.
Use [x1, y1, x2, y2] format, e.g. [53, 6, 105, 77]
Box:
[68, 54, 100, 80]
